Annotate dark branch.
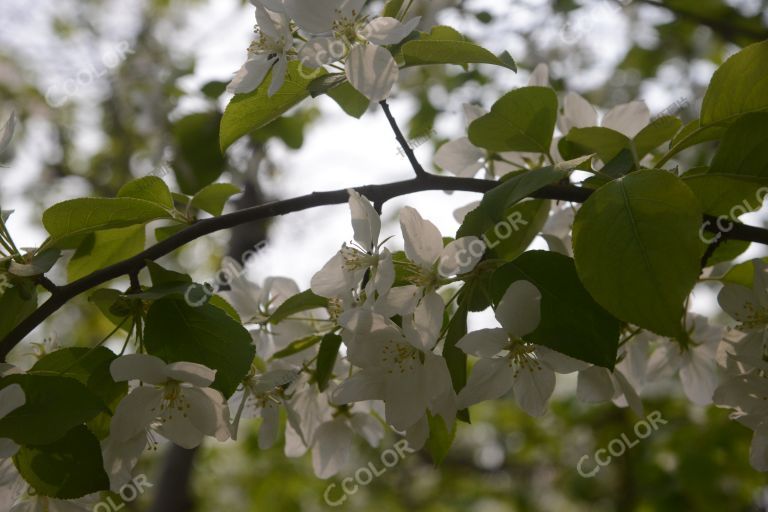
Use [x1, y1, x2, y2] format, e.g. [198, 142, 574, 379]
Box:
[379, 100, 427, 178]
[2, 173, 768, 360]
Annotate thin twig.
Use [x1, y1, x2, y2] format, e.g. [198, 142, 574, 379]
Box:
[379, 100, 427, 178]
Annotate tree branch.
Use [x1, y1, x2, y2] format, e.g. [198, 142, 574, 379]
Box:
[2, 173, 768, 360]
[380, 100, 427, 178]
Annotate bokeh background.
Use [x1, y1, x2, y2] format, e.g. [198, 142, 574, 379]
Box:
[1, 0, 768, 510]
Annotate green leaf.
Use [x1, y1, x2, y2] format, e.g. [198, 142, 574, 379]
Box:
[565, 127, 630, 163]
[88, 288, 133, 329]
[382, 0, 405, 17]
[272, 335, 323, 359]
[468, 87, 558, 153]
[682, 172, 766, 216]
[31, 347, 125, 405]
[269, 289, 328, 325]
[491, 251, 620, 368]
[402, 28, 516, 70]
[633, 116, 683, 158]
[0, 282, 38, 341]
[143, 298, 255, 397]
[220, 62, 324, 151]
[457, 166, 566, 240]
[118, 176, 174, 210]
[42, 197, 169, 248]
[190, 183, 241, 216]
[0, 374, 106, 445]
[14, 425, 109, 499]
[482, 199, 551, 260]
[701, 40, 768, 126]
[31, 347, 127, 439]
[444, 302, 469, 422]
[67, 225, 146, 281]
[327, 81, 370, 119]
[315, 333, 342, 391]
[709, 112, 768, 178]
[172, 112, 228, 195]
[147, 260, 193, 285]
[572, 170, 703, 337]
[425, 412, 456, 465]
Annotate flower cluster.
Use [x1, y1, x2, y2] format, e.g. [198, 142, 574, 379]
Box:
[228, 0, 421, 102]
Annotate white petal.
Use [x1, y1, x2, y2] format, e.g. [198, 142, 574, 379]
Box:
[0, 438, 19, 458]
[559, 92, 598, 133]
[679, 351, 718, 405]
[297, 37, 342, 68]
[402, 291, 444, 351]
[348, 189, 381, 250]
[495, 280, 542, 338]
[332, 370, 385, 405]
[227, 56, 273, 94]
[283, 0, 341, 33]
[611, 370, 644, 416]
[434, 138, 485, 177]
[438, 237, 485, 277]
[258, 402, 281, 449]
[312, 419, 352, 478]
[110, 386, 164, 441]
[101, 431, 147, 492]
[377, 285, 420, 317]
[453, 201, 481, 223]
[405, 416, 429, 450]
[349, 412, 384, 447]
[577, 366, 615, 403]
[512, 363, 555, 416]
[165, 362, 217, 387]
[399, 206, 443, 268]
[310, 252, 354, 298]
[345, 44, 399, 103]
[183, 387, 229, 440]
[110, 354, 168, 385]
[718, 284, 760, 325]
[156, 412, 205, 449]
[268, 57, 289, 96]
[456, 328, 509, 358]
[527, 63, 549, 87]
[384, 364, 428, 430]
[424, 352, 457, 428]
[536, 345, 589, 373]
[602, 101, 650, 138]
[0, 384, 25, 419]
[457, 358, 514, 408]
[363, 16, 420, 45]
[463, 104, 488, 126]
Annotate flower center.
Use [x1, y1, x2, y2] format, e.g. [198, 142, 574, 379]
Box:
[153, 381, 191, 423]
[380, 341, 420, 374]
[505, 339, 543, 377]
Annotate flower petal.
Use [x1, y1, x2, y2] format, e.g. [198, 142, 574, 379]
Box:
[558, 92, 598, 133]
[457, 358, 514, 409]
[399, 206, 443, 268]
[602, 100, 650, 138]
[348, 189, 380, 250]
[312, 418, 352, 479]
[0, 384, 25, 419]
[345, 44, 399, 103]
[110, 386, 164, 441]
[165, 362, 217, 387]
[576, 366, 615, 403]
[110, 354, 168, 385]
[438, 237, 485, 276]
[402, 291, 444, 351]
[227, 56, 273, 94]
[363, 16, 420, 45]
[512, 363, 555, 416]
[434, 138, 485, 177]
[456, 328, 509, 358]
[527, 63, 549, 87]
[495, 280, 542, 338]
